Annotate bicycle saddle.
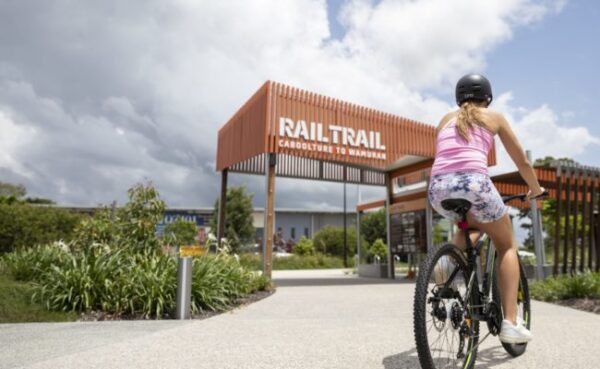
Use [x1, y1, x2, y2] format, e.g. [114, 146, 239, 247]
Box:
[441, 198, 472, 215]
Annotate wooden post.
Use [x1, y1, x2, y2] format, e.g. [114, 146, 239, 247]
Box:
[217, 169, 228, 251]
[581, 172, 589, 272]
[572, 170, 579, 275]
[343, 167, 348, 268]
[357, 184, 362, 265]
[596, 184, 600, 272]
[262, 154, 277, 279]
[554, 164, 562, 276]
[589, 174, 597, 271]
[357, 210, 362, 265]
[563, 173, 571, 274]
[385, 173, 395, 279]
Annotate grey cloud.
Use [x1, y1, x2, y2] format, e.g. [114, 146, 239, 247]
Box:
[0, 0, 580, 211]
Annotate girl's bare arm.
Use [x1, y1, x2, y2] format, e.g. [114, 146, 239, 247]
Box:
[494, 112, 544, 196]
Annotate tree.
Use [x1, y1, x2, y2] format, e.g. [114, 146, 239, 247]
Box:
[313, 226, 368, 257]
[116, 182, 166, 253]
[0, 204, 81, 253]
[208, 185, 255, 253]
[433, 223, 446, 245]
[0, 182, 54, 205]
[361, 208, 387, 245]
[293, 236, 315, 256]
[368, 239, 388, 262]
[164, 218, 197, 247]
[533, 156, 577, 167]
[0, 182, 26, 198]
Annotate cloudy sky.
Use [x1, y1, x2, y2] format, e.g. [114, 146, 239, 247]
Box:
[0, 0, 598, 210]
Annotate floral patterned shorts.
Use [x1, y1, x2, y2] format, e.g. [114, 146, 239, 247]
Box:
[428, 171, 508, 224]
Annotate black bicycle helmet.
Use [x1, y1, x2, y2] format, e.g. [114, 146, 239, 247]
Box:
[455, 73, 493, 106]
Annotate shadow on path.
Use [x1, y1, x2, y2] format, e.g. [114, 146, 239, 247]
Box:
[273, 276, 416, 287]
[382, 345, 513, 369]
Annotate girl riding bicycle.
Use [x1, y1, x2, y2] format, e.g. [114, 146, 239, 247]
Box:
[427, 73, 545, 344]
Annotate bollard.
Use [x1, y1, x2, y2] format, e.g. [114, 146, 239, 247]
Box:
[175, 256, 193, 319]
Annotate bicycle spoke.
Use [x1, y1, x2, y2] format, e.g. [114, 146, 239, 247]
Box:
[416, 245, 475, 369]
[450, 328, 457, 366]
[465, 331, 491, 356]
[437, 326, 446, 363]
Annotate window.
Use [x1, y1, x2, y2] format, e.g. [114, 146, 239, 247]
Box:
[304, 227, 309, 237]
[291, 227, 296, 239]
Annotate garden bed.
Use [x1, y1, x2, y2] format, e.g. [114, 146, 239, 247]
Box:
[529, 271, 600, 315]
[76, 288, 276, 321]
[552, 298, 600, 315]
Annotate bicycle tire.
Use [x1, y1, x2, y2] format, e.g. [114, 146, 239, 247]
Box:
[414, 243, 480, 369]
[491, 253, 531, 357]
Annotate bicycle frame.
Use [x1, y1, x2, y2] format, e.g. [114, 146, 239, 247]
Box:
[444, 223, 497, 322]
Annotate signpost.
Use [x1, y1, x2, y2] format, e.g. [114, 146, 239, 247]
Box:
[175, 246, 207, 319]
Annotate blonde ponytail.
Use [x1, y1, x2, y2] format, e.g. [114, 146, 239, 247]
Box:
[456, 101, 487, 141]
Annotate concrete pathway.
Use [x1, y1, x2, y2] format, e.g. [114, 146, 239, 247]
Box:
[1, 269, 599, 369]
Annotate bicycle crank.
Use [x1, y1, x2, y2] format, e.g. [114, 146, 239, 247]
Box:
[486, 301, 502, 336]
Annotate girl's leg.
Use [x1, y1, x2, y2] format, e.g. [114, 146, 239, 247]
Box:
[451, 227, 481, 252]
[465, 212, 519, 325]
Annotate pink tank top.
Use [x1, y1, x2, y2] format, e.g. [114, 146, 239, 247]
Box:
[430, 117, 494, 176]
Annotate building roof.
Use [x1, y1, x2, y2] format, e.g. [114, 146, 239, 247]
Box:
[216, 81, 497, 185]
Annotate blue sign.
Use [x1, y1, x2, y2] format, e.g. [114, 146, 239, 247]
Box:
[156, 211, 205, 235]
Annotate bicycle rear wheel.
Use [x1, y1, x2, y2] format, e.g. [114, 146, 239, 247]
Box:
[492, 253, 531, 357]
[413, 244, 480, 369]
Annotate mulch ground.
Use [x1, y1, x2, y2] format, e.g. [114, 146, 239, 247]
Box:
[551, 298, 600, 315]
[192, 288, 276, 320]
[78, 288, 277, 322]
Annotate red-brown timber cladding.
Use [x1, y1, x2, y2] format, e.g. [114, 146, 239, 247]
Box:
[217, 81, 497, 172]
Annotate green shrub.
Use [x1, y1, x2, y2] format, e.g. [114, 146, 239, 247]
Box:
[72, 208, 117, 249]
[361, 209, 386, 245]
[0, 204, 81, 253]
[238, 253, 262, 270]
[2, 242, 70, 281]
[312, 226, 367, 257]
[530, 272, 600, 301]
[293, 236, 315, 256]
[208, 185, 255, 253]
[164, 218, 198, 247]
[368, 239, 388, 261]
[191, 253, 271, 313]
[2, 182, 271, 319]
[32, 249, 178, 317]
[116, 183, 166, 253]
[238, 252, 354, 270]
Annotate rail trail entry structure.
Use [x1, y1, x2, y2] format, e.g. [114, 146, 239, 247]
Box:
[215, 81, 498, 279]
[216, 81, 599, 280]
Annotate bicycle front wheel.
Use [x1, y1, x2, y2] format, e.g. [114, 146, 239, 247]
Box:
[413, 244, 480, 369]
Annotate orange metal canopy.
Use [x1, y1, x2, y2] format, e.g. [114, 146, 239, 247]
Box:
[216, 81, 497, 184]
[358, 163, 600, 212]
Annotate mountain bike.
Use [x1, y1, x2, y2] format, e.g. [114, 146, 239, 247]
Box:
[413, 192, 547, 369]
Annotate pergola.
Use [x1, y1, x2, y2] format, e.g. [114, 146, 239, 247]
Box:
[358, 161, 600, 276]
[215, 81, 499, 279]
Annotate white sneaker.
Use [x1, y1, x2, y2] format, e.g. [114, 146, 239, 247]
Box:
[499, 318, 532, 344]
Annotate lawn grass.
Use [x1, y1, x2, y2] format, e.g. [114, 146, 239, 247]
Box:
[0, 272, 77, 323]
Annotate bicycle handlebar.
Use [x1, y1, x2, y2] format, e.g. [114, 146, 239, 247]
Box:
[501, 190, 549, 204]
